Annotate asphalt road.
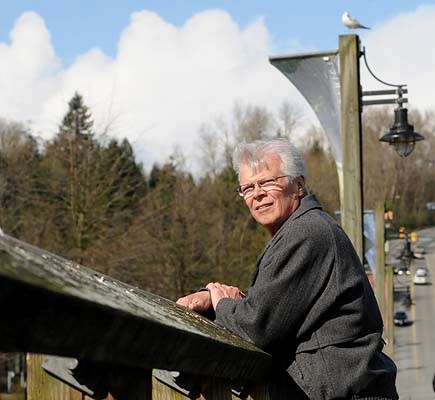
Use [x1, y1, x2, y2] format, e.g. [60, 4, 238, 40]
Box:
[387, 227, 435, 399]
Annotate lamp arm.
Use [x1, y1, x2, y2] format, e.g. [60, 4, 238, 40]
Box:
[362, 46, 406, 89]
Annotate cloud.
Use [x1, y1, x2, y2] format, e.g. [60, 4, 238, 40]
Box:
[0, 9, 300, 172]
[0, 7, 434, 172]
[361, 4, 435, 111]
[0, 12, 60, 124]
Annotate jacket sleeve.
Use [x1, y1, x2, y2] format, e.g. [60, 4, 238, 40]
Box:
[214, 218, 336, 353]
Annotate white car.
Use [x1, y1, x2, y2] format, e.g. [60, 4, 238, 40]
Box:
[413, 246, 426, 259]
[413, 269, 429, 285]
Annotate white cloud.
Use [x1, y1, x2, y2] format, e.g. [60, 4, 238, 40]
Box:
[0, 9, 300, 171]
[0, 12, 60, 123]
[0, 7, 434, 172]
[361, 4, 435, 111]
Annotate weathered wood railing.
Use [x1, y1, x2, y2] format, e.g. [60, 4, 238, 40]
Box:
[0, 232, 272, 399]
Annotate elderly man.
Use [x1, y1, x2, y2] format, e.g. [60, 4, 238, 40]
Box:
[177, 138, 398, 399]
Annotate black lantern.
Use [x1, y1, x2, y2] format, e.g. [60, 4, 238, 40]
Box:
[361, 46, 425, 157]
[379, 107, 424, 157]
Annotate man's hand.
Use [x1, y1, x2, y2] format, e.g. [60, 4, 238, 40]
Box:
[176, 291, 212, 314]
[206, 282, 245, 310]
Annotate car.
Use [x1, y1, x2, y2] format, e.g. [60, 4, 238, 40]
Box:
[415, 267, 429, 275]
[394, 311, 410, 326]
[413, 269, 429, 285]
[397, 266, 410, 276]
[413, 246, 426, 259]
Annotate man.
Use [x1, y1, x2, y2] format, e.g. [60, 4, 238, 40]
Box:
[177, 138, 398, 399]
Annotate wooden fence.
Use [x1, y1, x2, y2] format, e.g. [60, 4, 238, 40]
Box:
[0, 233, 272, 399]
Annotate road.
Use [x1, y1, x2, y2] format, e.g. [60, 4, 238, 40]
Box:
[386, 227, 435, 399]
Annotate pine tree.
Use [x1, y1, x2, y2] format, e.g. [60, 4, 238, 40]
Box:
[38, 93, 97, 259]
[38, 93, 148, 269]
[60, 92, 93, 138]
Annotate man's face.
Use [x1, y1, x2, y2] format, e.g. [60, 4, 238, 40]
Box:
[239, 153, 303, 235]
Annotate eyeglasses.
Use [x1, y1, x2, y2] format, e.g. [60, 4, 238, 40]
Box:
[236, 175, 291, 199]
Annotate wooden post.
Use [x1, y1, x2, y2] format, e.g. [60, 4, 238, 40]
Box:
[375, 202, 385, 319]
[27, 354, 152, 400]
[198, 377, 232, 400]
[373, 202, 394, 356]
[26, 354, 84, 400]
[152, 376, 188, 400]
[384, 266, 394, 357]
[339, 34, 364, 261]
[107, 367, 152, 400]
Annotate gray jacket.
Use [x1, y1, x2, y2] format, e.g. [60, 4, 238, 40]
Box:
[215, 195, 397, 399]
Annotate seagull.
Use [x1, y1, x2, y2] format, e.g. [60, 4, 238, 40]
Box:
[342, 11, 370, 29]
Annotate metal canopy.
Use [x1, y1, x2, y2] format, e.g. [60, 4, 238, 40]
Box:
[269, 50, 342, 165]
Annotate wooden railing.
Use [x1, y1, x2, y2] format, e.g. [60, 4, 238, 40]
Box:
[0, 233, 272, 399]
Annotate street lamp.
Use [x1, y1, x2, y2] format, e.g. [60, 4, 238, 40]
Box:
[379, 106, 424, 157]
[268, 35, 425, 260]
[361, 47, 425, 157]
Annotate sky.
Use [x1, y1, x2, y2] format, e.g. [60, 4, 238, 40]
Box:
[1, 1, 435, 172]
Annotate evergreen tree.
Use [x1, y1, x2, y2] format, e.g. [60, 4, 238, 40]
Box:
[60, 92, 93, 138]
[0, 120, 41, 241]
[39, 93, 146, 265]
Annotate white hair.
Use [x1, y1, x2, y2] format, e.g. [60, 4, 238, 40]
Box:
[232, 138, 307, 184]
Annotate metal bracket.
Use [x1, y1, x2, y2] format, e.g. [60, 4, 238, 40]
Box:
[361, 88, 408, 107]
[42, 356, 109, 399]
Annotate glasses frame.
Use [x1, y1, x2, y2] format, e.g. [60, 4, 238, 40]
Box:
[236, 175, 291, 199]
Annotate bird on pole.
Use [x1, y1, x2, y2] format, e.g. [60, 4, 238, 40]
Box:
[342, 11, 370, 29]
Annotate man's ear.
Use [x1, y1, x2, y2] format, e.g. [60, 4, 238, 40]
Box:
[296, 176, 305, 195]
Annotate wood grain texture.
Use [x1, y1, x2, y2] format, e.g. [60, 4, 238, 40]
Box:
[198, 377, 232, 400]
[375, 202, 386, 317]
[0, 233, 271, 382]
[27, 354, 84, 400]
[339, 34, 364, 262]
[384, 267, 394, 357]
[152, 376, 190, 400]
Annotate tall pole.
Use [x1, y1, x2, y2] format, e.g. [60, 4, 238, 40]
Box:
[374, 201, 394, 355]
[375, 202, 385, 315]
[339, 35, 364, 261]
[384, 266, 394, 356]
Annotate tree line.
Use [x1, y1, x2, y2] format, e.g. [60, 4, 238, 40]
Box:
[0, 93, 434, 299]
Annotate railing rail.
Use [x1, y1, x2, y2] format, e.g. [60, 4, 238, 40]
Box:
[0, 233, 272, 399]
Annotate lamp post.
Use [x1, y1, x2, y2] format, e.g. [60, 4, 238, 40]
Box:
[338, 35, 425, 260]
[269, 35, 424, 356]
[339, 36, 423, 355]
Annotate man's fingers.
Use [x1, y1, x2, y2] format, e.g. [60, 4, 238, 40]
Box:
[205, 283, 245, 301]
[176, 297, 187, 306]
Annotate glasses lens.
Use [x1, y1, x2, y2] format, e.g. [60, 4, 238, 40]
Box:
[237, 176, 288, 198]
[241, 184, 254, 197]
[258, 177, 279, 188]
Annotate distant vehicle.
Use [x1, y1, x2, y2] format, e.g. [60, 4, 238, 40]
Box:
[414, 269, 429, 285]
[398, 266, 410, 276]
[413, 246, 426, 259]
[394, 311, 410, 326]
[415, 267, 429, 275]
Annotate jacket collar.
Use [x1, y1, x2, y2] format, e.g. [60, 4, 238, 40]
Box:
[251, 194, 323, 284]
[287, 194, 323, 223]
